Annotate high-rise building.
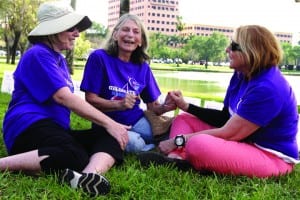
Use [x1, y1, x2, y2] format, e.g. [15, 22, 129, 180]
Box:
[108, 0, 180, 35]
[107, 0, 293, 43]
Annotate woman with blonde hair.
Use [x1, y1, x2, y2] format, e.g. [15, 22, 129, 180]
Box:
[139, 25, 299, 178]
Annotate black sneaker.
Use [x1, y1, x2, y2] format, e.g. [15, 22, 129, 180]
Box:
[137, 151, 194, 171]
[60, 168, 111, 196]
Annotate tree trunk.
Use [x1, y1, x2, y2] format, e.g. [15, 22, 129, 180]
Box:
[65, 0, 77, 74]
[120, 0, 129, 17]
[10, 31, 21, 65]
[4, 32, 10, 64]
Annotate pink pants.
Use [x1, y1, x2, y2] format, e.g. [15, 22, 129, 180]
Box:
[169, 113, 294, 178]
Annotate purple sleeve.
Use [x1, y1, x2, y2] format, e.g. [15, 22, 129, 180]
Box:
[16, 49, 69, 103]
[80, 50, 104, 94]
[237, 84, 282, 126]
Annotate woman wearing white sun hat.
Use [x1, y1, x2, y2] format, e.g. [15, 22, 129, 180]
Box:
[0, 1, 130, 196]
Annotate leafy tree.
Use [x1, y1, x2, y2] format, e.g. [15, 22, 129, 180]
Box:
[148, 33, 169, 59]
[182, 33, 229, 66]
[291, 45, 300, 66]
[281, 42, 293, 65]
[74, 33, 91, 60]
[184, 36, 206, 63]
[86, 22, 108, 48]
[197, 33, 228, 68]
[148, 33, 162, 59]
[206, 32, 228, 63]
[159, 46, 173, 61]
[0, 0, 43, 64]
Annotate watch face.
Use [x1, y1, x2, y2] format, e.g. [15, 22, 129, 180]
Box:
[175, 136, 185, 146]
[176, 137, 184, 145]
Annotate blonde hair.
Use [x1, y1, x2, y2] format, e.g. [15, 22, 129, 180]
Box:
[103, 13, 149, 64]
[233, 25, 283, 79]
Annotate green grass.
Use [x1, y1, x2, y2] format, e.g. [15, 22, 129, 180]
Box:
[1, 60, 300, 199]
[1, 94, 300, 199]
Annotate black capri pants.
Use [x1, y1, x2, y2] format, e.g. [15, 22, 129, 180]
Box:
[10, 119, 124, 173]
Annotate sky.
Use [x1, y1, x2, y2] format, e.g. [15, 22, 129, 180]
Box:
[74, 0, 300, 33]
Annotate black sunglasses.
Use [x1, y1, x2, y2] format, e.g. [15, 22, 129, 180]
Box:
[66, 26, 78, 32]
[229, 41, 242, 51]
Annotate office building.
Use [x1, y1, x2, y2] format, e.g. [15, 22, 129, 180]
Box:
[181, 24, 293, 44]
[108, 0, 180, 35]
[108, 0, 293, 43]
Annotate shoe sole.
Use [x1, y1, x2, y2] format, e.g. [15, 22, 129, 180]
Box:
[61, 169, 111, 196]
[78, 173, 111, 196]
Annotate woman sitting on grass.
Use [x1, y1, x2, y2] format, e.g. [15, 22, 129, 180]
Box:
[0, 1, 130, 196]
[138, 25, 299, 178]
[80, 13, 176, 153]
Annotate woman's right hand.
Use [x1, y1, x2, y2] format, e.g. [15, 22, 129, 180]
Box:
[119, 94, 140, 110]
[106, 121, 131, 150]
[53, 87, 131, 150]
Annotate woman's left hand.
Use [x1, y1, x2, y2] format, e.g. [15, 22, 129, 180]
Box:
[163, 92, 177, 112]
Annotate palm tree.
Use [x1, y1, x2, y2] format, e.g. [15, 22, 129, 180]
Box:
[120, 0, 129, 17]
[175, 16, 185, 66]
[176, 16, 185, 34]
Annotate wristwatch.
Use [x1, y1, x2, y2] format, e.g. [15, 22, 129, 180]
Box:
[174, 135, 186, 147]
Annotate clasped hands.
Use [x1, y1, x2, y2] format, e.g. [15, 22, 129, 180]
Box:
[164, 90, 189, 112]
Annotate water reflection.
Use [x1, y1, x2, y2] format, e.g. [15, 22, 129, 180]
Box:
[153, 71, 231, 98]
[153, 70, 299, 103]
[157, 77, 225, 96]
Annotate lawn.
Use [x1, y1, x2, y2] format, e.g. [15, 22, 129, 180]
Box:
[0, 91, 300, 199]
[1, 61, 300, 199]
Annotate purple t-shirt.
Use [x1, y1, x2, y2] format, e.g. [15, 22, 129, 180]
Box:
[3, 43, 73, 152]
[80, 49, 161, 126]
[224, 68, 299, 159]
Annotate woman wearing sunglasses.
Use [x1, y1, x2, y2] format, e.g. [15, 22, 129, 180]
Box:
[0, 1, 131, 196]
[138, 25, 299, 178]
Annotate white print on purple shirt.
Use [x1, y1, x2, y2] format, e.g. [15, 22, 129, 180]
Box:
[109, 77, 140, 100]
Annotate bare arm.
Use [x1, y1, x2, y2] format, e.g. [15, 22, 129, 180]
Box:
[159, 114, 259, 154]
[85, 92, 139, 112]
[53, 87, 130, 149]
[190, 114, 260, 141]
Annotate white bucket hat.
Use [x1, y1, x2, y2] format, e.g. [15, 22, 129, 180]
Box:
[28, 1, 92, 42]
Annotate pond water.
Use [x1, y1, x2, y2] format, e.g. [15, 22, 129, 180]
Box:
[153, 70, 300, 104]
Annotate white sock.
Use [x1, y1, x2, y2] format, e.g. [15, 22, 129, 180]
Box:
[69, 170, 82, 189]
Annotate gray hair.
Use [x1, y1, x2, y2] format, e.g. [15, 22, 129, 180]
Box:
[103, 13, 150, 64]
